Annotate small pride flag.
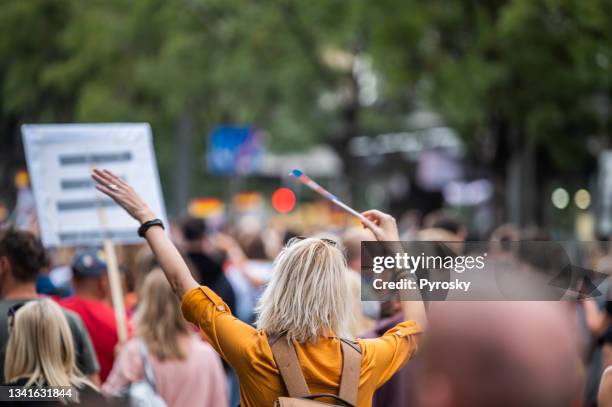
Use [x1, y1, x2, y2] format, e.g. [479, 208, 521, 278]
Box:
[288, 169, 374, 227]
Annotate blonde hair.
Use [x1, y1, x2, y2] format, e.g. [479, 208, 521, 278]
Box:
[255, 238, 352, 343]
[4, 299, 90, 393]
[136, 268, 190, 360]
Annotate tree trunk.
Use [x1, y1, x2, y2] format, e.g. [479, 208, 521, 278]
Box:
[506, 134, 537, 226]
[0, 118, 23, 212]
[330, 73, 361, 205]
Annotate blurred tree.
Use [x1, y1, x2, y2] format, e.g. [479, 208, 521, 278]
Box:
[1, 0, 610, 221]
[366, 0, 612, 224]
[0, 0, 376, 212]
[0, 0, 72, 208]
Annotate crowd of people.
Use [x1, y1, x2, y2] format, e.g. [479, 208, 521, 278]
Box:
[0, 167, 610, 406]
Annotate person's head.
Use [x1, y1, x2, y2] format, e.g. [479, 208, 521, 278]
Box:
[0, 228, 48, 295]
[282, 229, 300, 245]
[240, 234, 269, 261]
[417, 301, 580, 407]
[342, 229, 371, 272]
[255, 237, 352, 343]
[489, 223, 521, 254]
[4, 298, 87, 389]
[71, 249, 109, 300]
[136, 269, 190, 360]
[131, 245, 159, 290]
[432, 217, 466, 240]
[182, 217, 207, 245]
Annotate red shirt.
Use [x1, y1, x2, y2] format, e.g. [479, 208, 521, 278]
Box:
[57, 296, 120, 382]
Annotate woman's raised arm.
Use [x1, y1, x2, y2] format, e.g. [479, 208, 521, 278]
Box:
[91, 169, 198, 298]
[361, 209, 428, 329]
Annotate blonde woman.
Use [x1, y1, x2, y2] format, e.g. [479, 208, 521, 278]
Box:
[3, 298, 101, 404]
[102, 269, 228, 407]
[92, 169, 426, 407]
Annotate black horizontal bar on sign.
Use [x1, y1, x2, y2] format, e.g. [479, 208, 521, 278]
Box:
[59, 152, 132, 165]
[58, 229, 137, 244]
[61, 175, 127, 190]
[56, 199, 117, 211]
[60, 179, 95, 190]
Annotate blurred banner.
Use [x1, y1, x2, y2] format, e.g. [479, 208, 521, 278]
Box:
[21, 123, 167, 247]
[207, 126, 264, 175]
[13, 170, 37, 231]
[189, 197, 225, 219]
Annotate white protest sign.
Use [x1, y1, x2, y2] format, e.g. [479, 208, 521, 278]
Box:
[22, 123, 168, 248]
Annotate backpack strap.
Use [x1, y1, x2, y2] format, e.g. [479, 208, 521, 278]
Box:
[269, 335, 362, 406]
[269, 335, 310, 398]
[338, 339, 361, 407]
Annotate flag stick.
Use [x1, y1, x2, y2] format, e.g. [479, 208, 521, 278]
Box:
[288, 169, 377, 229]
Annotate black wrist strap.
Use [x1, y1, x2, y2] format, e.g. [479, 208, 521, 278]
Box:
[138, 219, 164, 238]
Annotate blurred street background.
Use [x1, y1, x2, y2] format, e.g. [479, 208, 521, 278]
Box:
[1, 0, 612, 239]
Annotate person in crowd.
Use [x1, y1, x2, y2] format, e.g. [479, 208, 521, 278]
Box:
[397, 209, 422, 241]
[489, 223, 521, 245]
[57, 249, 128, 382]
[3, 298, 105, 405]
[103, 269, 228, 407]
[181, 217, 235, 312]
[342, 228, 378, 337]
[0, 229, 100, 385]
[341, 229, 402, 324]
[599, 365, 612, 406]
[91, 168, 426, 407]
[130, 245, 158, 289]
[282, 229, 299, 245]
[36, 247, 76, 298]
[423, 211, 467, 241]
[224, 233, 273, 324]
[582, 287, 612, 406]
[417, 301, 581, 407]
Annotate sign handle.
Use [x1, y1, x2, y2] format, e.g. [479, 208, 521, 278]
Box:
[102, 239, 128, 343]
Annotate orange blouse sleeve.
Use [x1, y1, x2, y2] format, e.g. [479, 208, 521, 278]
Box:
[181, 286, 258, 367]
[359, 320, 422, 388]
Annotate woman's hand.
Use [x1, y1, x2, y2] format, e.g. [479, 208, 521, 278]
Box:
[92, 168, 198, 298]
[91, 169, 155, 224]
[362, 210, 426, 327]
[361, 210, 400, 241]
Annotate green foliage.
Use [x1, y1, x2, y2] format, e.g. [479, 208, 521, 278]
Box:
[1, 0, 611, 207]
[367, 0, 612, 169]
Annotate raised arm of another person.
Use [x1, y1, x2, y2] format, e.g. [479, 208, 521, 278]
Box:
[91, 169, 197, 298]
[583, 298, 608, 337]
[91, 169, 256, 368]
[362, 209, 427, 329]
[216, 233, 266, 288]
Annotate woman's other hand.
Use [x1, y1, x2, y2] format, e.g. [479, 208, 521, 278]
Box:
[361, 210, 400, 241]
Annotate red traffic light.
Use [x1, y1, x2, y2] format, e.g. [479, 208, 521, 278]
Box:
[271, 188, 296, 213]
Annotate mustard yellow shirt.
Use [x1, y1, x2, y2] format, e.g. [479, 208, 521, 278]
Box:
[181, 286, 421, 407]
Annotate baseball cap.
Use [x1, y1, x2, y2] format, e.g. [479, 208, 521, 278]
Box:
[71, 249, 107, 278]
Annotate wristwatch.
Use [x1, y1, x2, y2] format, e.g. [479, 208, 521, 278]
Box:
[138, 218, 165, 238]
